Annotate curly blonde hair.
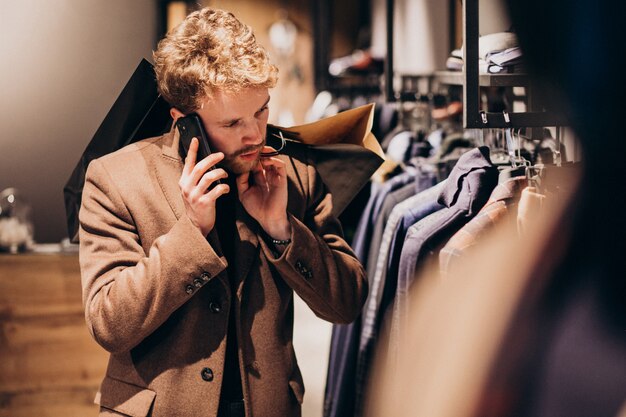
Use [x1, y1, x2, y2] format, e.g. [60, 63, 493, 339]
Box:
[153, 7, 278, 114]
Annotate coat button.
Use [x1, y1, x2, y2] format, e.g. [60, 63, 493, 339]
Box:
[295, 260, 311, 277]
[193, 278, 203, 288]
[200, 272, 211, 282]
[201, 367, 214, 381]
[185, 284, 194, 294]
[209, 302, 221, 313]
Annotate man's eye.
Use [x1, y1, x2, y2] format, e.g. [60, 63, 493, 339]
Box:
[226, 120, 239, 128]
[256, 106, 269, 116]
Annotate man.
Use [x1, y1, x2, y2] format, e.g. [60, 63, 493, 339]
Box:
[79, 7, 367, 417]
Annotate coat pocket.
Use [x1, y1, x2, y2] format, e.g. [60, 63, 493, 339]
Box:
[288, 366, 305, 405]
[95, 375, 156, 417]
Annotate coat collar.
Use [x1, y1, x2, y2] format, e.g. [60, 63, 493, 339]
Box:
[155, 127, 259, 292]
[156, 126, 184, 218]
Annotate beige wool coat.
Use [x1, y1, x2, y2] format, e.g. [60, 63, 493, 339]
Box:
[78, 126, 368, 417]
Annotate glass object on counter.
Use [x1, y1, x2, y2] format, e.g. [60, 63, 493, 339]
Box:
[0, 188, 34, 253]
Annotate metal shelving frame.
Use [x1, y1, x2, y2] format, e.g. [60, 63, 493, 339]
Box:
[385, 0, 395, 101]
[461, 0, 566, 129]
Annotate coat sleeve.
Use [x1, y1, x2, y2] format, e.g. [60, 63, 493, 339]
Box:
[260, 164, 368, 324]
[78, 158, 228, 354]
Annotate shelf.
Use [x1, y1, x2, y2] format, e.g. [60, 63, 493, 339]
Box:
[434, 70, 530, 87]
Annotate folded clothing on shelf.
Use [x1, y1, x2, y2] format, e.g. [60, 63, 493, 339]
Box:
[445, 32, 524, 74]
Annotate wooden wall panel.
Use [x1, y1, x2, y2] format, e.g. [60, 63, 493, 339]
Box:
[0, 254, 108, 417]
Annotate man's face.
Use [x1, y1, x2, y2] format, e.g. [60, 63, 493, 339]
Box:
[195, 86, 270, 175]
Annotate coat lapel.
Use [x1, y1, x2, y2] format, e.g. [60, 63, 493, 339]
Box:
[155, 128, 185, 220]
[233, 202, 260, 297]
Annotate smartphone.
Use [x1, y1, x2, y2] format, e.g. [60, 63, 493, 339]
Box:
[176, 113, 222, 185]
[176, 113, 212, 161]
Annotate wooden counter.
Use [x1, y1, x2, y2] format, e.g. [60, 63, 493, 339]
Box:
[0, 253, 108, 417]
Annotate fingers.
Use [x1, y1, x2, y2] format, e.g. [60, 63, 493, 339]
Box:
[182, 137, 199, 176]
[181, 171, 229, 205]
[260, 156, 286, 170]
[236, 157, 287, 200]
[182, 137, 224, 180]
[260, 145, 279, 157]
[180, 149, 227, 201]
[191, 151, 224, 184]
[260, 156, 286, 183]
[203, 182, 230, 203]
[196, 168, 228, 194]
[236, 161, 269, 196]
[236, 171, 251, 195]
[181, 146, 224, 186]
[252, 161, 269, 191]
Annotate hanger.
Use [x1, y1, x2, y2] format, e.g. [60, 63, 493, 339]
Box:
[554, 125, 563, 167]
[487, 112, 510, 166]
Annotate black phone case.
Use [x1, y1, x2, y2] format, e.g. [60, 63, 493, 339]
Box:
[175, 114, 221, 186]
[176, 113, 213, 161]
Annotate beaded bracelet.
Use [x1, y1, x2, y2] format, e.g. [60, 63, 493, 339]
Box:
[270, 237, 292, 246]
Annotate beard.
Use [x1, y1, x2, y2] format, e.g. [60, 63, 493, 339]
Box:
[219, 140, 266, 175]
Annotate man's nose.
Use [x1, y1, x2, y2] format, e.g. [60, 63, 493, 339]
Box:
[242, 121, 263, 145]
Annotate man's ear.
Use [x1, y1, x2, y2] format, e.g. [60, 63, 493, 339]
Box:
[170, 107, 185, 123]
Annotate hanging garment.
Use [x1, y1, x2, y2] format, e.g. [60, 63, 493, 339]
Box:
[439, 176, 528, 278]
[386, 130, 417, 163]
[369, 179, 448, 329]
[352, 180, 447, 416]
[384, 182, 450, 310]
[355, 147, 498, 416]
[372, 101, 399, 143]
[324, 166, 418, 417]
[517, 186, 546, 236]
[324, 320, 360, 417]
[362, 166, 571, 417]
[365, 166, 437, 276]
[351, 167, 420, 266]
[391, 147, 499, 360]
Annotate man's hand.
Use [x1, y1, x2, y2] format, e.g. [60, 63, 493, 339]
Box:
[179, 137, 230, 236]
[236, 146, 291, 240]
